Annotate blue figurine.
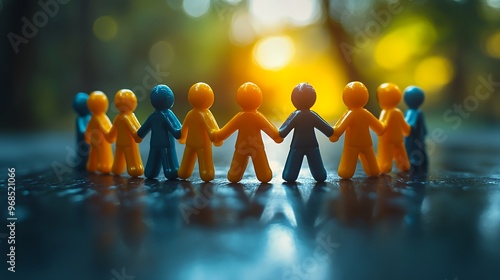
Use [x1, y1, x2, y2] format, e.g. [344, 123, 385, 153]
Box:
[73, 92, 91, 169]
[137, 84, 182, 179]
[403, 86, 428, 172]
[279, 83, 334, 182]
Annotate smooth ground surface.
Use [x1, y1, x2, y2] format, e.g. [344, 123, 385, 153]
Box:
[0, 130, 499, 280]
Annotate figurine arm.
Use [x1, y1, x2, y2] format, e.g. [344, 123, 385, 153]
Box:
[401, 113, 411, 137]
[369, 111, 385, 136]
[126, 114, 142, 143]
[330, 111, 350, 142]
[312, 111, 334, 137]
[278, 112, 297, 138]
[178, 114, 189, 144]
[137, 116, 152, 139]
[106, 118, 118, 143]
[214, 114, 239, 142]
[258, 111, 283, 143]
[164, 111, 182, 139]
[204, 111, 222, 146]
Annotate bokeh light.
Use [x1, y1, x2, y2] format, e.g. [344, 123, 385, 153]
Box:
[249, 0, 320, 32]
[93, 16, 118, 41]
[149, 41, 175, 69]
[253, 36, 295, 71]
[485, 31, 500, 59]
[414, 56, 454, 93]
[375, 18, 437, 70]
[183, 0, 210, 18]
[230, 12, 255, 46]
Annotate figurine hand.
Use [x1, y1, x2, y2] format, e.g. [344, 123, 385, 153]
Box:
[214, 140, 223, 147]
[329, 134, 339, 142]
[211, 130, 220, 143]
[134, 133, 143, 143]
[178, 138, 186, 144]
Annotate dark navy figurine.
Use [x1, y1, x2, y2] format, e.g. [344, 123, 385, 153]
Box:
[403, 86, 428, 172]
[137, 84, 182, 179]
[73, 92, 91, 169]
[279, 83, 334, 182]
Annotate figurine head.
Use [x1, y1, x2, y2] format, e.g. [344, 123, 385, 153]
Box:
[73, 92, 90, 116]
[150, 84, 174, 111]
[87, 91, 109, 115]
[291, 83, 316, 110]
[342, 81, 368, 109]
[188, 82, 214, 109]
[403, 86, 425, 109]
[114, 89, 137, 113]
[237, 82, 262, 111]
[377, 83, 402, 110]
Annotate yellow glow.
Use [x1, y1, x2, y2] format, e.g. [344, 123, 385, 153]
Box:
[230, 12, 255, 46]
[486, 31, 500, 58]
[375, 19, 437, 70]
[93, 16, 118, 41]
[253, 36, 295, 71]
[414, 56, 454, 93]
[149, 41, 175, 68]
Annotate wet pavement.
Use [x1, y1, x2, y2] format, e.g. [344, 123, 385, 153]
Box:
[0, 131, 499, 280]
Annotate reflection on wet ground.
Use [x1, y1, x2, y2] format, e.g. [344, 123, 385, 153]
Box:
[1, 133, 500, 279]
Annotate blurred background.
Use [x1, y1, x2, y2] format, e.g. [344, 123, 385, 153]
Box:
[1, 0, 500, 132]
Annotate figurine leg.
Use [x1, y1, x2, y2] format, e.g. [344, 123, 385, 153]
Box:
[178, 146, 196, 179]
[87, 146, 98, 172]
[227, 151, 249, 183]
[282, 148, 303, 182]
[125, 144, 144, 177]
[252, 150, 272, 183]
[197, 147, 215, 182]
[98, 143, 113, 174]
[112, 147, 127, 175]
[338, 146, 358, 179]
[306, 147, 327, 182]
[145, 148, 161, 179]
[162, 148, 179, 180]
[394, 142, 410, 172]
[359, 146, 380, 177]
[377, 142, 393, 174]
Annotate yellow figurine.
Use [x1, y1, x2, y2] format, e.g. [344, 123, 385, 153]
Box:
[376, 83, 411, 173]
[85, 91, 113, 173]
[213, 82, 283, 183]
[330, 82, 384, 179]
[178, 82, 222, 182]
[107, 89, 144, 177]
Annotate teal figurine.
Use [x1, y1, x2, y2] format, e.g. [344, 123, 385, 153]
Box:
[403, 86, 428, 172]
[279, 83, 334, 182]
[73, 92, 91, 170]
[137, 84, 182, 179]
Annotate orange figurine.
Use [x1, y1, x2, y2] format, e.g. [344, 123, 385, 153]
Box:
[107, 89, 144, 177]
[376, 83, 411, 173]
[85, 91, 113, 173]
[178, 82, 222, 182]
[330, 81, 384, 179]
[213, 82, 283, 183]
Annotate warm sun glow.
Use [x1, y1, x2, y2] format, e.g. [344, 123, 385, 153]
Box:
[253, 36, 295, 71]
[375, 18, 437, 70]
[414, 56, 454, 93]
[485, 31, 500, 59]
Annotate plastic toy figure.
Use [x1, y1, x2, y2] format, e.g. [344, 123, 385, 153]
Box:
[107, 89, 144, 177]
[73, 92, 91, 169]
[85, 91, 113, 174]
[178, 82, 222, 182]
[376, 83, 411, 173]
[403, 86, 428, 172]
[279, 83, 333, 182]
[137, 84, 182, 180]
[213, 82, 283, 183]
[330, 81, 384, 179]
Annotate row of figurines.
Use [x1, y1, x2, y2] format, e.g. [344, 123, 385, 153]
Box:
[73, 81, 428, 182]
